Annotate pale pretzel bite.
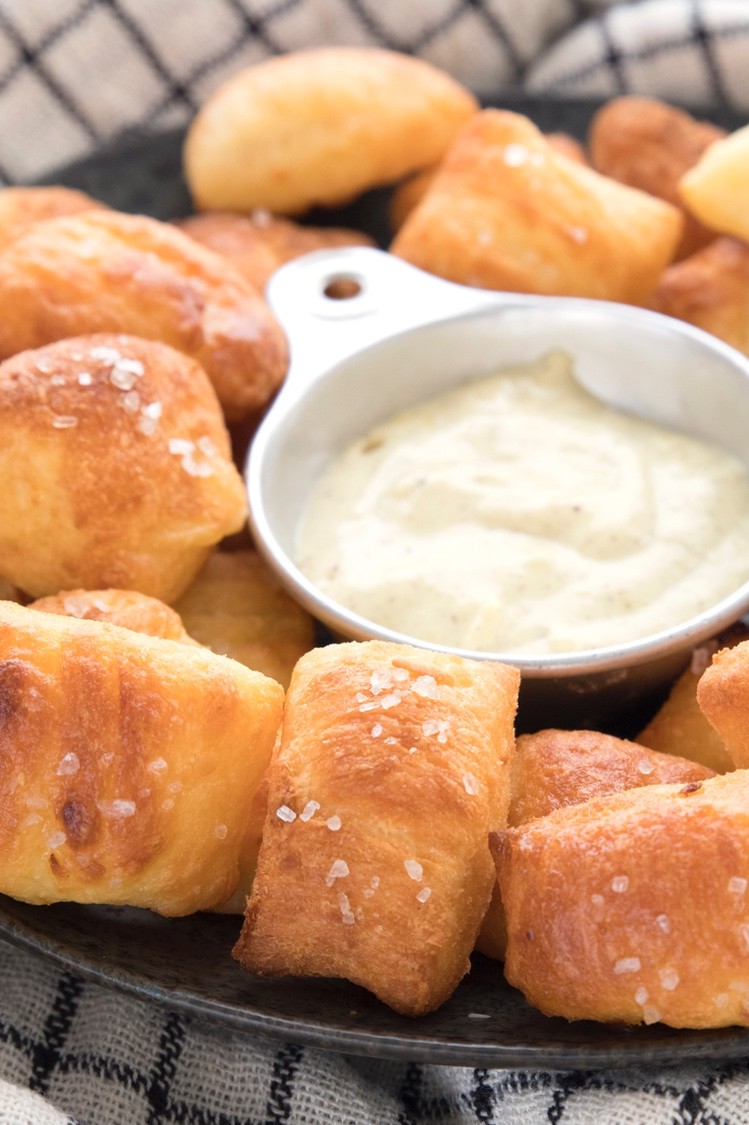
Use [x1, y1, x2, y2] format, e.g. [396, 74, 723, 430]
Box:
[0, 333, 247, 601]
[233, 640, 519, 1017]
[176, 210, 375, 294]
[679, 120, 749, 243]
[0, 209, 288, 422]
[493, 772, 749, 1028]
[0, 599, 284, 916]
[184, 47, 478, 215]
[589, 96, 724, 259]
[391, 108, 683, 304]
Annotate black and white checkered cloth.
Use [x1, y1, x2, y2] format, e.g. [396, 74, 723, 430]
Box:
[2, 1, 749, 1121]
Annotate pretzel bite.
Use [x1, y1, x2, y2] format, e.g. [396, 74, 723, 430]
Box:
[653, 236, 749, 354]
[29, 589, 193, 643]
[697, 640, 749, 768]
[172, 548, 315, 688]
[0, 185, 107, 251]
[679, 121, 749, 242]
[0, 334, 247, 601]
[176, 210, 375, 294]
[233, 640, 519, 1016]
[0, 599, 283, 916]
[637, 627, 749, 773]
[589, 96, 724, 259]
[0, 210, 288, 422]
[475, 728, 713, 959]
[391, 109, 682, 304]
[184, 47, 478, 216]
[493, 771, 749, 1027]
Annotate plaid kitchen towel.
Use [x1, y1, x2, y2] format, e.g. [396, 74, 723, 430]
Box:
[2, 1, 749, 1123]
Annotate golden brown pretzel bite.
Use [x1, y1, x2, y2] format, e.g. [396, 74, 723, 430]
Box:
[391, 109, 682, 304]
[589, 96, 724, 260]
[475, 728, 713, 960]
[493, 771, 749, 1027]
[233, 640, 519, 1016]
[172, 548, 315, 688]
[176, 210, 374, 294]
[0, 209, 288, 422]
[697, 639, 749, 768]
[0, 599, 283, 916]
[653, 236, 749, 355]
[0, 185, 108, 251]
[29, 588, 193, 643]
[184, 47, 478, 215]
[0, 334, 247, 601]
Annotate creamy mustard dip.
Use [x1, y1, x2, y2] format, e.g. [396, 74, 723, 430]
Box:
[296, 352, 749, 654]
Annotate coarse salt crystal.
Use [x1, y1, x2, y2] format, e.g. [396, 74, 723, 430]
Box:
[392, 668, 409, 682]
[120, 390, 140, 413]
[51, 414, 78, 429]
[729, 877, 748, 896]
[634, 986, 649, 1006]
[109, 367, 138, 391]
[636, 759, 654, 776]
[378, 693, 401, 710]
[197, 435, 217, 457]
[412, 675, 438, 699]
[643, 1006, 662, 1025]
[656, 913, 671, 933]
[370, 670, 393, 694]
[77, 371, 93, 386]
[371, 876, 380, 889]
[611, 875, 629, 893]
[137, 415, 158, 436]
[299, 800, 320, 822]
[276, 805, 296, 822]
[504, 143, 529, 166]
[47, 831, 67, 849]
[326, 859, 350, 887]
[162, 798, 174, 811]
[327, 815, 342, 831]
[90, 346, 122, 363]
[98, 799, 136, 819]
[463, 772, 480, 796]
[168, 438, 194, 456]
[214, 824, 228, 840]
[56, 752, 79, 776]
[416, 887, 432, 903]
[371, 723, 383, 738]
[147, 758, 168, 774]
[613, 957, 641, 975]
[404, 859, 423, 881]
[358, 700, 379, 713]
[338, 892, 355, 924]
[659, 967, 679, 990]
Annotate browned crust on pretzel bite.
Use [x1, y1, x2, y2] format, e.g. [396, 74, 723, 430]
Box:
[0, 599, 283, 916]
[391, 109, 682, 304]
[184, 47, 478, 215]
[233, 640, 519, 1016]
[589, 96, 724, 259]
[0, 334, 247, 600]
[493, 771, 749, 1027]
[0, 210, 288, 421]
[176, 210, 374, 294]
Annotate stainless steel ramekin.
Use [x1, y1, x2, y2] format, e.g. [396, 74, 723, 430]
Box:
[246, 247, 749, 730]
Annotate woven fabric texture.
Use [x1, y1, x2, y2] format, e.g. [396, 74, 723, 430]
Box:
[1, 1, 749, 1122]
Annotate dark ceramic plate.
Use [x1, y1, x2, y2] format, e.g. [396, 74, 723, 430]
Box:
[4, 98, 748, 1068]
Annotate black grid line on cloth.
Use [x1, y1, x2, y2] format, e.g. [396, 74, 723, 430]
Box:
[528, 14, 749, 97]
[464, 0, 523, 77]
[397, 1060, 423, 1125]
[597, 5, 628, 94]
[98, 0, 199, 114]
[0, 3, 102, 142]
[222, 0, 302, 59]
[29, 973, 85, 1099]
[689, 0, 731, 108]
[144, 1011, 186, 1125]
[263, 1041, 304, 1125]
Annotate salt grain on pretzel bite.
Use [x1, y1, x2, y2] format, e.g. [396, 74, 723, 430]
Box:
[493, 771, 749, 1027]
[589, 96, 724, 259]
[0, 185, 108, 251]
[0, 334, 247, 601]
[0, 210, 288, 422]
[0, 599, 283, 916]
[391, 109, 682, 304]
[184, 47, 478, 215]
[176, 210, 374, 294]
